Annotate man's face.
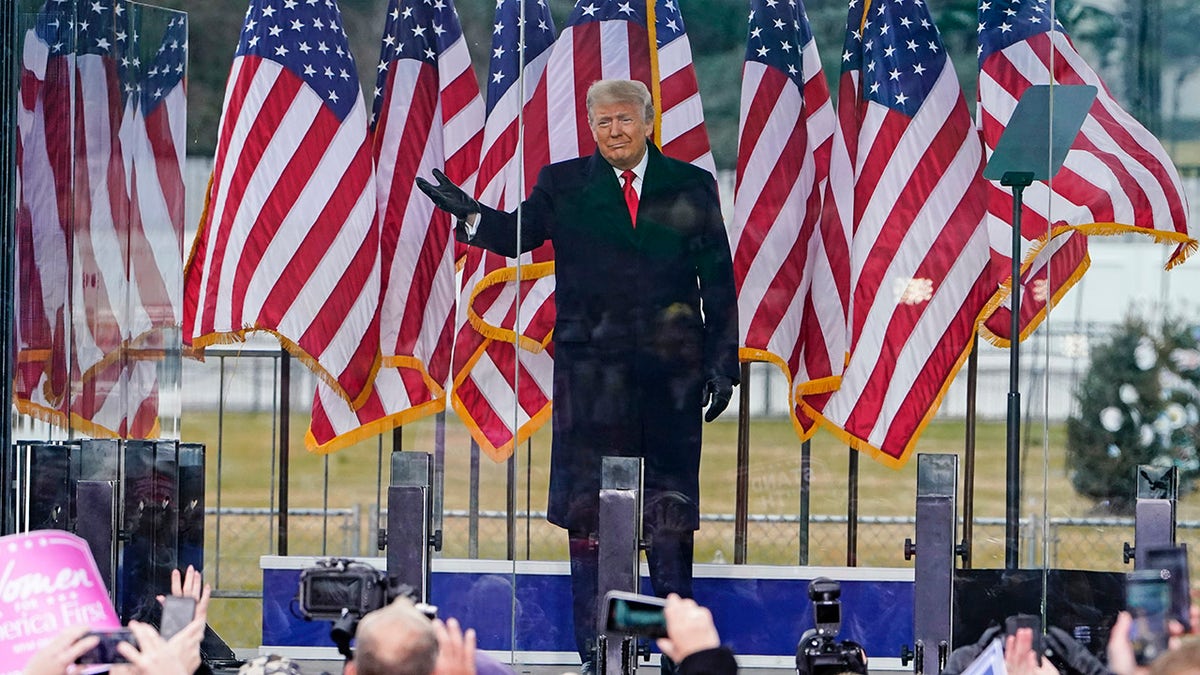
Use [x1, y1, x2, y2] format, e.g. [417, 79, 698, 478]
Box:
[589, 99, 652, 171]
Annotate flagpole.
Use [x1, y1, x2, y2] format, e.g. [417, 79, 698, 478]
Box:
[847, 446, 859, 566]
[278, 349, 291, 556]
[799, 440, 811, 565]
[511, 0, 528, 566]
[734, 363, 751, 564]
[646, 0, 662, 143]
[962, 336, 978, 569]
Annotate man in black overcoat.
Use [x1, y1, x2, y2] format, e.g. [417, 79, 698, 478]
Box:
[418, 79, 739, 670]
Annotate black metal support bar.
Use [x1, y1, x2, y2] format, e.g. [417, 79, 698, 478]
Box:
[75, 480, 119, 603]
[963, 338, 978, 569]
[506, 454, 516, 561]
[0, 0, 18, 535]
[799, 440, 811, 565]
[847, 448, 859, 567]
[387, 451, 434, 602]
[1002, 172, 1034, 570]
[1127, 466, 1177, 568]
[598, 456, 643, 675]
[469, 440, 480, 559]
[734, 362, 751, 564]
[906, 454, 958, 675]
[433, 411, 446, 551]
[278, 350, 291, 556]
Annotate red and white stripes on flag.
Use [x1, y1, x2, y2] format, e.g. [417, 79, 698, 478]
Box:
[450, 259, 556, 460]
[15, 8, 73, 424]
[15, 1, 181, 439]
[451, 0, 557, 461]
[122, 15, 187, 349]
[308, 0, 484, 453]
[977, 0, 1196, 345]
[543, 0, 714, 174]
[803, 0, 998, 466]
[731, 0, 839, 440]
[183, 0, 380, 409]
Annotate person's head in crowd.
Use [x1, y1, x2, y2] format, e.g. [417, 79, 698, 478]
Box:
[1108, 608, 1200, 675]
[1149, 638, 1200, 675]
[346, 597, 440, 675]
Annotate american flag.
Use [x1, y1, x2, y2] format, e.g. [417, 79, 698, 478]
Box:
[69, 0, 132, 417]
[731, 0, 840, 440]
[544, 0, 714, 173]
[977, 0, 1196, 345]
[122, 13, 187, 345]
[450, 0, 557, 461]
[15, 3, 75, 422]
[805, 0, 997, 466]
[308, 0, 485, 452]
[476, 0, 558, 206]
[183, 0, 381, 408]
[113, 13, 189, 439]
[15, 1, 183, 439]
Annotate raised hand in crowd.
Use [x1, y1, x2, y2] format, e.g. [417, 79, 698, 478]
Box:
[113, 620, 193, 675]
[152, 565, 211, 674]
[1107, 607, 1200, 675]
[656, 594, 719, 663]
[20, 625, 99, 675]
[432, 617, 477, 675]
[1004, 627, 1060, 675]
[158, 565, 213, 626]
[655, 594, 737, 675]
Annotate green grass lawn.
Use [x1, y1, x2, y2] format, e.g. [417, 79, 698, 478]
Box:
[182, 410, 1192, 646]
[184, 409, 1110, 527]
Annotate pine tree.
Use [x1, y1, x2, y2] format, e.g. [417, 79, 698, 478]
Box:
[1066, 316, 1200, 514]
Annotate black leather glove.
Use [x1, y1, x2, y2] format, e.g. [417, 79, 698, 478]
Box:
[415, 168, 479, 220]
[702, 376, 734, 422]
[1044, 625, 1113, 675]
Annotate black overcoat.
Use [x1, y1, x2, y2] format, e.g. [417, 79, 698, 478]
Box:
[457, 144, 739, 533]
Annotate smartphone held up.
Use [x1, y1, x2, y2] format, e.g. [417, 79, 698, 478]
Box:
[75, 628, 137, 666]
[603, 590, 668, 639]
[1127, 569, 1171, 666]
[159, 595, 198, 640]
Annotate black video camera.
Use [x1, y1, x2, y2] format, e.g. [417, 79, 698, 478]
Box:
[297, 558, 428, 660]
[298, 558, 393, 621]
[796, 578, 867, 675]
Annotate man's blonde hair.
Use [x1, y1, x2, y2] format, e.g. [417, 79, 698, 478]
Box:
[353, 597, 439, 675]
[586, 79, 655, 123]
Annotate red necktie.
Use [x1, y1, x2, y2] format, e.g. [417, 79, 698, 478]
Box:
[621, 169, 638, 226]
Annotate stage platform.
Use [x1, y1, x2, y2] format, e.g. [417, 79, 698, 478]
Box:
[260, 556, 914, 672]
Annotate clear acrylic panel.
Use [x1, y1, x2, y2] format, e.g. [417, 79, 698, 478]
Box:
[10, 0, 1200, 665]
[13, 0, 185, 444]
